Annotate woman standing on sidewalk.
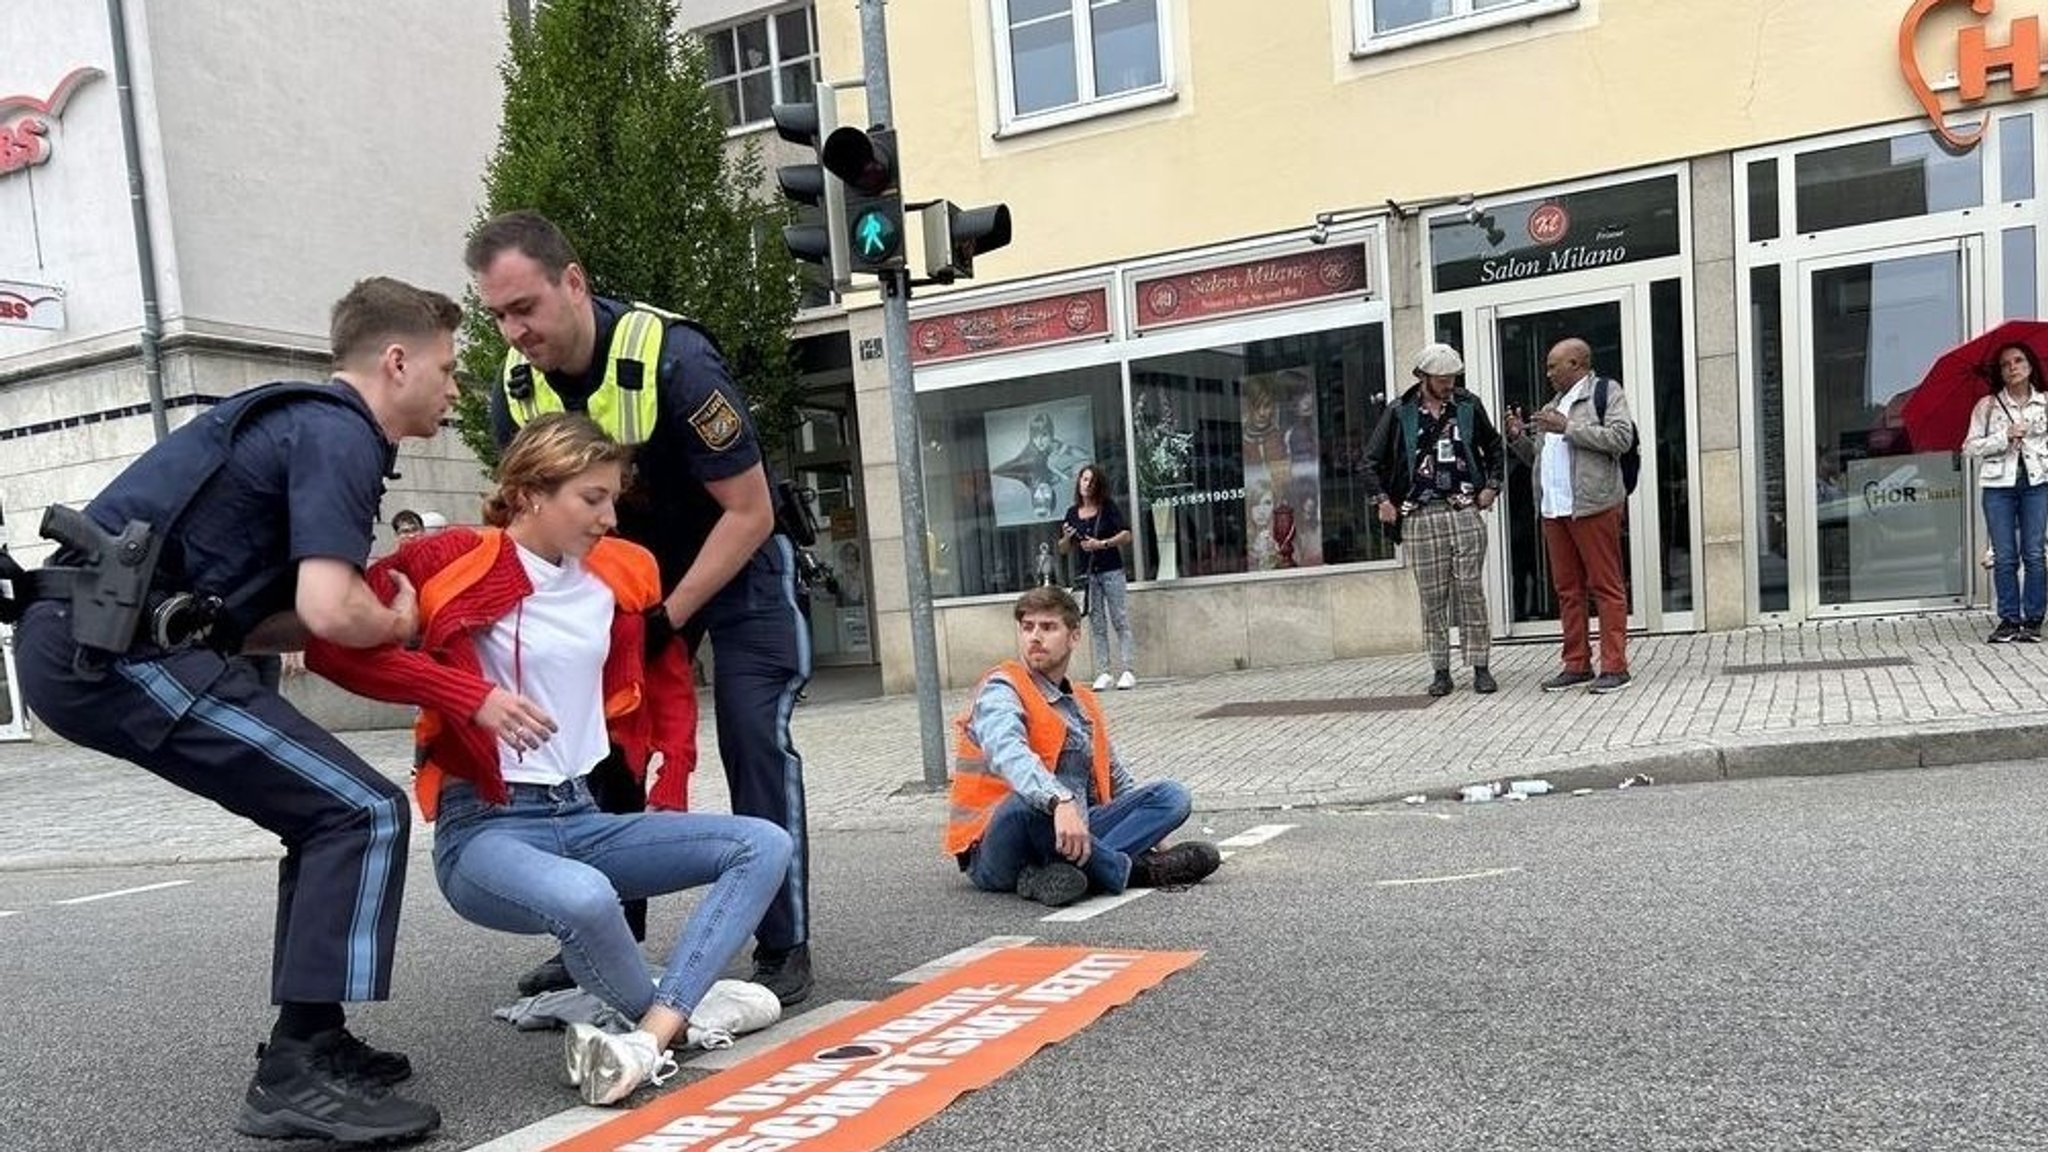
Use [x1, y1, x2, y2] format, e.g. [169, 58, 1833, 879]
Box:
[1060, 463, 1138, 690]
[1962, 341, 2048, 643]
[308, 415, 790, 1107]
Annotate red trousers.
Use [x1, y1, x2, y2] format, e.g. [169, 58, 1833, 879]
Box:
[1541, 505, 1628, 674]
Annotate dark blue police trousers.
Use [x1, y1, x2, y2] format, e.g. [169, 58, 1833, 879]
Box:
[15, 602, 408, 1004]
[686, 536, 813, 956]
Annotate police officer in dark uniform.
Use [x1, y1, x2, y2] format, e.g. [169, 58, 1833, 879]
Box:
[6, 278, 460, 1146]
[467, 211, 816, 1006]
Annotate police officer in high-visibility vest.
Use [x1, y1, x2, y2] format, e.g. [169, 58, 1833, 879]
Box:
[467, 211, 816, 1007]
[6, 278, 460, 1146]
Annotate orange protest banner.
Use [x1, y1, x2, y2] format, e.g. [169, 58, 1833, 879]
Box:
[547, 946, 1201, 1152]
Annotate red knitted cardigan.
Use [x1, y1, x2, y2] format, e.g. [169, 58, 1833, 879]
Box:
[304, 527, 696, 814]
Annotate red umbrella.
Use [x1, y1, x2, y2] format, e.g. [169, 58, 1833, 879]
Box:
[1900, 319, 2048, 452]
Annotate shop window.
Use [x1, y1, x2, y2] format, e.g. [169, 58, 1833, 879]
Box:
[1793, 132, 1982, 235]
[1746, 158, 1779, 243]
[2001, 114, 2036, 202]
[994, 0, 1168, 129]
[1354, 0, 1575, 53]
[1750, 265, 1788, 614]
[918, 365, 1128, 599]
[2005, 228, 2038, 321]
[704, 5, 818, 130]
[1650, 279, 1691, 614]
[1127, 324, 1394, 578]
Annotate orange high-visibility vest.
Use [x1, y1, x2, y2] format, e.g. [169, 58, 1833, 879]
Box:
[945, 659, 1112, 856]
[411, 528, 662, 820]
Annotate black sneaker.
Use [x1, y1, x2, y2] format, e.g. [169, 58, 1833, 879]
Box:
[235, 1030, 440, 1145]
[1472, 667, 1498, 694]
[256, 1028, 411, 1088]
[1129, 842, 1222, 889]
[1589, 671, 1633, 694]
[1990, 620, 2023, 644]
[2024, 620, 2043, 643]
[516, 951, 575, 997]
[751, 942, 814, 1007]
[1541, 670, 1596, 692]
[1427, 669, 1453, 697]
[1015, 861, 1089, 907]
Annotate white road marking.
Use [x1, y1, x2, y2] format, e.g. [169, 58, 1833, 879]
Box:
[0, 911, 20, 919]
[53, 880, 192, 905]
[460, 1106, 615, 1152]
[891, 935, 1037, 983]
[1215, 823, 1297, 849]
[685, 998, 873, 1070]
[1041, 890, 1153, 922]
[1375, 866, 1524, 888]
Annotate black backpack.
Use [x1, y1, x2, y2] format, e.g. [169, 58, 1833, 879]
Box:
[1592, 377, 1642, 495]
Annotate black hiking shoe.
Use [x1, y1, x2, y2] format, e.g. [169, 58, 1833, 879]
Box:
[1016, 861, 1090, 907]
[752, 942, 815, 1007]
[516, 951, 575, 997]
[1129, 842, 1223, 889]
[235, 1030, 440, 1145]
[1472, 666, 1498, 694]
[256, 1028, 411, 1088]
[1427, 669, 1453, 697]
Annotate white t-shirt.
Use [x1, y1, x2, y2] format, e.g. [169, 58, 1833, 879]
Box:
[475, 543, 615, 786]
[1540, 375, 1593, 519]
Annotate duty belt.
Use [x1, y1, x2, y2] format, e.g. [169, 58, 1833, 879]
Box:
[8, 568, 223, 652]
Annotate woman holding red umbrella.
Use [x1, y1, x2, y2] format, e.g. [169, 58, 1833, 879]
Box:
[1962, 341, 2048, 643]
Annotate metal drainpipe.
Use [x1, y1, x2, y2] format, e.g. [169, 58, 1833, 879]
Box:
[105, 0, 168, 442]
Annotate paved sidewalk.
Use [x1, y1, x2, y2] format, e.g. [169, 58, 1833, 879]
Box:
[4, 613, 2044, 871]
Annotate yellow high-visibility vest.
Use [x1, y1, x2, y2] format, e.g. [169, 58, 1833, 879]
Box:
[500, 305, 677, 444]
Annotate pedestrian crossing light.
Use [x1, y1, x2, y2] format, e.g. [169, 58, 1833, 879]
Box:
[911, 200, 1013, 284]
[823, 125, 903, 275]
[771, 90, 848, 288]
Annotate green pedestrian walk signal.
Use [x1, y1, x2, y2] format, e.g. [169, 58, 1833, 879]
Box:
[852, 206, 901, 263]
[823, 125, 903, 275]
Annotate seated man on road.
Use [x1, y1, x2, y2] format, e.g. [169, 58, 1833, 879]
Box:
[946, 586, 1221, 907]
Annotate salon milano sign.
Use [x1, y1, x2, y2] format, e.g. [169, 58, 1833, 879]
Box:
[1900, 0, 2047, 150]
[1, 67, 102, 177]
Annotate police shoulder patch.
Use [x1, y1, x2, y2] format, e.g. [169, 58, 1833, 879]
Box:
[688, 390, 745, 452]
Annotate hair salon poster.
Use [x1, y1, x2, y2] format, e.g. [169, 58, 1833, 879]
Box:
[985, 398, 1095, 528]
[1240, 369, 1323, 569]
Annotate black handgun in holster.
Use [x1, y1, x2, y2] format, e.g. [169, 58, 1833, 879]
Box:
[35, 504, 202, 659]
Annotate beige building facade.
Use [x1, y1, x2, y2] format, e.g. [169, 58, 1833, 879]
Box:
[766, 0, 2048, 691]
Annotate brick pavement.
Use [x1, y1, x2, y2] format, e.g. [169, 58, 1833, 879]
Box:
[4, 614, 2043, 872]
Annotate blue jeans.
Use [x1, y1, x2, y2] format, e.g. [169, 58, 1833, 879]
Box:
[967, 780, 1191, 897]
[1085, 569, 1135, 676]
[433, 778, 792, 1021]
[1983, 482, 2048, 624]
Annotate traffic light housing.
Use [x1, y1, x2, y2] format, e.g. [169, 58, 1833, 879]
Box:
[771, 89, 848, 288]
[823, 125, 903, 275]
[910, 200, 1013, 284]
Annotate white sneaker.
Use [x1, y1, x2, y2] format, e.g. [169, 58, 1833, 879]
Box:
[1116, 670, 1137, 690]
[684, 979, 783, 1050]
[565, 1024, 677, 1106]
[1092, 673, 1114, 691]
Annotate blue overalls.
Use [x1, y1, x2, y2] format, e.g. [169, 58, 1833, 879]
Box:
[14, 382, 409, 1004]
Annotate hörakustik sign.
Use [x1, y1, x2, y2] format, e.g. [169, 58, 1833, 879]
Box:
[548, 946, 1201, 1152]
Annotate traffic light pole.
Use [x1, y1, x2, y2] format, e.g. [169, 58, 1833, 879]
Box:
[857, 0, 949, 791]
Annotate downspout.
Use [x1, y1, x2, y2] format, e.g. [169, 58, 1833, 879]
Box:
[105, 0, 167, 441]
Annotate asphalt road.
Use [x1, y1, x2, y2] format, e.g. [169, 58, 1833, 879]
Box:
[5, 761, 2048, 1151]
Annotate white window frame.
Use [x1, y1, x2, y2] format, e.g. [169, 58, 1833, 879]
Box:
[1352, 0, 1577, 57]
[992, 0, 1175, 136]
[702, 3, 819, 133]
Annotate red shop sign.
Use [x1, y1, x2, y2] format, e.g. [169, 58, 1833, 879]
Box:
[1133, 245, 1370, 333]
[1, 67, 103, 178]
[910, 287, 1111, 365]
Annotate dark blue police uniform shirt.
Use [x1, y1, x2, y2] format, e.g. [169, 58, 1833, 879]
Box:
[490, 296, 769, 591]
[88, 382, 391, 632]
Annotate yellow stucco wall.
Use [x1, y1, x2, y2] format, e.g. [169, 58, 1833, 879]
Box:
[810, 0, 2039, 283]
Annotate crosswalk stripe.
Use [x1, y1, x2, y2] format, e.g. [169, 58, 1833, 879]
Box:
[890, 935, 1037, 983]
[1040, 889, 1153, 922]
